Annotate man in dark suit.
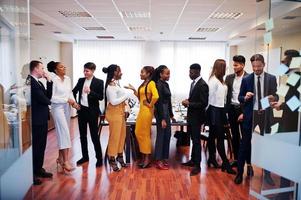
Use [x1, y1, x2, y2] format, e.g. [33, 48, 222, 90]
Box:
[225, 55, 249, 169]
[30, 60, 53, 185]
[73, 62, 104, 167]
[181, 63, 209, 176]
[234, 54, 278, 185]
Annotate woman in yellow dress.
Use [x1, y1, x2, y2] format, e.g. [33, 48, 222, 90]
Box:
[125, 66, 159, 168]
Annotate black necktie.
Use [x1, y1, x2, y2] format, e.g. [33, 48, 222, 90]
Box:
[257, 76, 262, 110]
[189, 80, 195, 97]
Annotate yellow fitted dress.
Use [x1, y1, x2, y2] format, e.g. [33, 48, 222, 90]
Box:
[135, 80, 159, 154]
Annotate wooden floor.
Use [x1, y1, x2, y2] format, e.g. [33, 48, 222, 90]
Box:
[24, 118, 257, 200]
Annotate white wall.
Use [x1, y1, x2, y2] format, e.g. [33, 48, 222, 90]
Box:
[30, 36, 60, 65]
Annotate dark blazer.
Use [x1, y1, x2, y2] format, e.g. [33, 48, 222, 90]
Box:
[72, 77, 104, 114]
[225, 71, 248, 112]
[187, 77, 209, 125]
[31, 76, 53, 125]
[238, 72, 277, 129]
[155, 80, 174, 122]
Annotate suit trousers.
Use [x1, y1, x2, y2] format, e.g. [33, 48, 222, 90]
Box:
[228, 104, 242, 160]
[188, 122, 202, 167]
[32, 123, 48, 174]
[154, 114, 171, 160]
[105, 103, 126, 157]
[77, 106, 102, 160]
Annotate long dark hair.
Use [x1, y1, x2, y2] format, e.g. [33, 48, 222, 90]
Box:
[152, 65, 168, 83]
[102, 64, 119, 110]
[138, 66, 155, 103]
[209, 59, 226, 83]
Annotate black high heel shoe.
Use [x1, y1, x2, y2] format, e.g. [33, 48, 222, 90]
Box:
[247, 165, 254, 177]
[207, 158, 220, 168]
[109, 157, 120, 172]
[221, 162, 236, 175]
[140, 154, 151, 169]
[116, 154, 127, 168]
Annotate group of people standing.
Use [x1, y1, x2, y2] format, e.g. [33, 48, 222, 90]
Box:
[30, 49, 299, 186]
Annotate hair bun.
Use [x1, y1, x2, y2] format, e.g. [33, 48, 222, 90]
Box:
[47, 61, 56, 73]
[102, 67, 108, 73]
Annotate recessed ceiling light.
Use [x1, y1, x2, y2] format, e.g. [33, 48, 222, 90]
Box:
[128, 26, 151, 32]
[32, 23, 45, 26]
[196, 27, 220, 32]
[282, 16, 298, 20]
[210, 12, 243, 20]
[120, 11, 150, 18]
[188, 37, 206, 40]
[96, 36, 114, 39]
[58, 11, 91, 18]
[83, 27, 106, 31]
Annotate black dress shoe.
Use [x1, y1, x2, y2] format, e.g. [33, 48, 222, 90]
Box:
[230, 160, 238, 168]
[247, 165, 254, 177]
[190, 167, 201, 176]
[36, 169, 53, 178]
[96, 159, 103, 167]
[234, 174, 243, 184]
[207, 158, 220, 168]
[76, 157, 89, 165]
[181, 160, 194, 167]
[264, 174, 275, 186]
[221, 162, 236, 175]
[33, 177, 42, 185]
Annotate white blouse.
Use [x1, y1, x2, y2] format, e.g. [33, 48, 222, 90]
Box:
[51, 75, 74, 104]
[208, 75, 227, 108]
[106, 84, 128, 106]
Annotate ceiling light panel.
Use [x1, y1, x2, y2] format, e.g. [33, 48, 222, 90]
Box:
[58, 11, 91, 18]
[128, 26, 151, 31]
[210, 12, 243, 20]
[196, 27, 220, 32]
[120, 11, 150, 18]
[83, 27, 106, 31]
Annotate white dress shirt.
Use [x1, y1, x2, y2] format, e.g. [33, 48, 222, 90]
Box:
[208, 75, 227, 108]
[231, 72, 245, 105]
[51, 75, 74, 104]
[81, 78, 92, 107]
[253, 72, 265, 110]
[106, 83, 128, 106]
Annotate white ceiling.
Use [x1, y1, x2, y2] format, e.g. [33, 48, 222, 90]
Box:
[29, 0, 301, 43]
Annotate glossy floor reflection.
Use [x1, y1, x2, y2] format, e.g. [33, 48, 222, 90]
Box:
[24, 118, 253, 200]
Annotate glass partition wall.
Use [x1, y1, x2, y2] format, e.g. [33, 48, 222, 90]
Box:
[250, 0, 301, 199]
[0, 0, 31, 198]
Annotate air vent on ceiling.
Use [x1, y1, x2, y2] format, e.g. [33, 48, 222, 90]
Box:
[239, 36, 247, 38]
[120, 11, 150, 18]
[96, 36, 114, 39]
[32, 23, 45, 26]
[53, 31, 62, 34]
[188, 37, 206, 40]
[210, 12, 243, 20]
[58, 11, 91, 18]
[129, 26, 151, 31]
[83, 27, 106, 31]
[196, 27, 220, 32]
[282, 16, 298, 20]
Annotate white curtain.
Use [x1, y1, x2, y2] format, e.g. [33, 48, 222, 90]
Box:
[73, 40, 227, 102]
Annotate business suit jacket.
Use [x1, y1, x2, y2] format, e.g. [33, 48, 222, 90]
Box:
[238, 72, 277, 130]
[72, 77, 104, 114]
[187, 77, 209, 125]
[155, 80, 174, 122]
[225, 71, 248, 112]
[31, 76, 53, 125]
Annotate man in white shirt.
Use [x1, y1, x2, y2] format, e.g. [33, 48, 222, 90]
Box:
[73, 62, 104, 167]
[225, 55, 248, 169]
